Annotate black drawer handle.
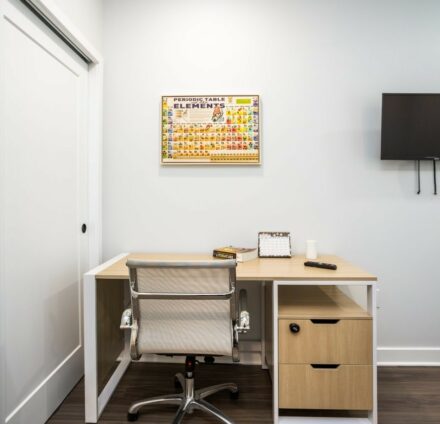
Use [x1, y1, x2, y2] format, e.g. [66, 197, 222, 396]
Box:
[311, 364, 340, 369]
[310, 319, 340, 324]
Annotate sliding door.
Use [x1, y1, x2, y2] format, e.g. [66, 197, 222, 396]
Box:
[0, 2, 89, 422]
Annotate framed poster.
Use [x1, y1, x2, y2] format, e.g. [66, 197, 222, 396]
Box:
[161, 95, 260, 165]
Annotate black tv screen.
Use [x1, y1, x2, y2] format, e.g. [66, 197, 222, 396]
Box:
[381, 93, 440, 160]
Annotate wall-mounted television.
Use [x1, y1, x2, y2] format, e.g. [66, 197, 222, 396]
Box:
[381, 93, 440, 160]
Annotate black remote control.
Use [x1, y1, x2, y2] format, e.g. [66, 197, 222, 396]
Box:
[304, 261, 337, 270]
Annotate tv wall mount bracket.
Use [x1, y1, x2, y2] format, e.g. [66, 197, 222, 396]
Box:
[416, 158, 439, 195]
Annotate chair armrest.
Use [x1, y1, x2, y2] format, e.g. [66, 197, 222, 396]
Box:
[236, 289, 250, 333]
[120, 308, 133, 329]
[120, 308, 141, 360]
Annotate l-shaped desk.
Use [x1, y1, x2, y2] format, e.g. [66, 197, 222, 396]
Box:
[84, 253, 377, 424]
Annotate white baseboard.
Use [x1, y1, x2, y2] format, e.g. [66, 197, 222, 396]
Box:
[138, 341, 262, 366]
[378, 347, 440, 366]
[5, 346, 83, 424]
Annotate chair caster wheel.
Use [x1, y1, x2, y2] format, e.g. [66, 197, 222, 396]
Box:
[127, 411, 139, 421]
[230, 389, 239, 400]
[204, 355, 215, 364]
[174, 377, 181, 389]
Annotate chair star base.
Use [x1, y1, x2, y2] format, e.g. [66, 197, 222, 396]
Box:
[127, 369, 239, 424]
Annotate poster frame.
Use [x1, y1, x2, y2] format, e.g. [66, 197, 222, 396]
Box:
[160, 94, 261, 166]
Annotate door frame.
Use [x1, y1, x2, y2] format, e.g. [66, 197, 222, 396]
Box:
[0, 0, 103, 422]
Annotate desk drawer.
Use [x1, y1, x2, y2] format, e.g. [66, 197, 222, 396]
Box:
[279, 319, 372, 364]
[279, 364, 372, 410]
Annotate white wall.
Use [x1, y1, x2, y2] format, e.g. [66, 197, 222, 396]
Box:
[52, 0, 103, 51]
[103, 0, 440, 363]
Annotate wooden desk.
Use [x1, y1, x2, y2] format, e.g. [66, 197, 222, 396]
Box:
[97, 253, 376, 282]
[84, 253, 377, 424]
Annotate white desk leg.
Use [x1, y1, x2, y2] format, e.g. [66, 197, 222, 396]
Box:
[368, 283, 378, 424]
[261, 281, 268, 370]
[272, 282, 279, 424]
[83, 253, 129, 423]
[84, 273, 98, 423]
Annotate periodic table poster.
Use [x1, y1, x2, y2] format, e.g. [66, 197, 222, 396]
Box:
[161, 95, 260, 164]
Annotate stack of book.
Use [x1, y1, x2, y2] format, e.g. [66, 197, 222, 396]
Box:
[212, 246, 258, 262]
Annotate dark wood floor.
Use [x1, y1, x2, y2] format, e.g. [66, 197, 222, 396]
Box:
[48, 363, 440, 423]
[378, 367, 440, 424]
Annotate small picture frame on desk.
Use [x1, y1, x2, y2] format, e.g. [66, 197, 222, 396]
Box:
[258, 231, 292, 258]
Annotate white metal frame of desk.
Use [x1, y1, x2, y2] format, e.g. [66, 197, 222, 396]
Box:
[83, 254, 377, 424]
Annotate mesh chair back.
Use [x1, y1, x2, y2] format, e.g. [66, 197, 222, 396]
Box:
[127, 260, 236, 356]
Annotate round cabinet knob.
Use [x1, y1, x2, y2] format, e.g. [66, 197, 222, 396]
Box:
[289, 323, 300, 334]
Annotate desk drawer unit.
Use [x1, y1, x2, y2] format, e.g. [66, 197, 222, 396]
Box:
[277, 285, 374, 412]
[279, 364, 373, 410]
[279, 318, 372, 365]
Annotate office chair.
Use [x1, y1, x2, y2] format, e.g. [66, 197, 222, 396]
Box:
[120, 258, 250, 424]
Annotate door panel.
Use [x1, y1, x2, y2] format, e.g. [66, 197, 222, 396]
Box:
[1, 2, 88, 422]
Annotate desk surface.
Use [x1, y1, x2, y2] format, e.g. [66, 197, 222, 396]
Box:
[96, 253, 377, 281]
